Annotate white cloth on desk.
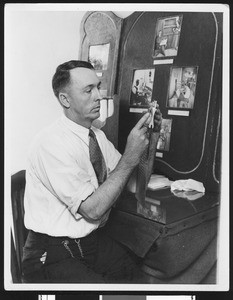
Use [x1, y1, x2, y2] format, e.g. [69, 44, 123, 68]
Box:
[147, 174, 171, 190]
[24, 114, 121, 238]
[170, 179, 205, 193]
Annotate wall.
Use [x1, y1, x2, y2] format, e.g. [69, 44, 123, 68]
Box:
[5, 8, 86, 174]
[5, 6, 134, 174]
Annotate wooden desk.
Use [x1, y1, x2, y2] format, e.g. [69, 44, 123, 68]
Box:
[105, 188, 219, 284]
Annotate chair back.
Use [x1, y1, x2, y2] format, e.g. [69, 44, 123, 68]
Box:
[11, 170, 28, 282]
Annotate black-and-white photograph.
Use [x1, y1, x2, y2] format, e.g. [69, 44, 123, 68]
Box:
[130, 68, 155, 107]
[153, 15, 183, 58]
[88, 43, 110, 70]
[167, 66, 198, 109]
[4, 3, 229, 294]
[137, 196, 166, 223]
[157, 118, 173, 151]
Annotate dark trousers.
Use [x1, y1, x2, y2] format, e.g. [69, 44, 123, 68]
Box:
[22, 227, 143, 283]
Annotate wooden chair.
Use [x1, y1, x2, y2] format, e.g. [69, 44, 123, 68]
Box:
[11, 170, 28, 283]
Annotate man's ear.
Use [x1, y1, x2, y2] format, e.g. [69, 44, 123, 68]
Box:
[58, 93, 70, 108]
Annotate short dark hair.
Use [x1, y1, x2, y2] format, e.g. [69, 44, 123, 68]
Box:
[52, 60, 94, 99]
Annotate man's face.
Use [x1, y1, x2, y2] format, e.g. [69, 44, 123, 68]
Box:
[65, 67, 102, 127]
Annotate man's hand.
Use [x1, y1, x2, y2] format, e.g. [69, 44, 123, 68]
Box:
[123, 112, 151, 167]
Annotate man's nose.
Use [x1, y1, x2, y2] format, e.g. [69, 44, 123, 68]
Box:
[94, 87, 103, 101]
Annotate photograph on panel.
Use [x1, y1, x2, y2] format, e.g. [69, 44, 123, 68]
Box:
[167, 66, 198, 109]
[157, 118, 172, 151]
[137, 192, 166, 223]
[130, 68, 155, 107]
[153, 15, 183, 58]
[88, 43, 110, 70]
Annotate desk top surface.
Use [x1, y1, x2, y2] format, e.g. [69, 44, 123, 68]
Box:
[115, 188, 220, 225]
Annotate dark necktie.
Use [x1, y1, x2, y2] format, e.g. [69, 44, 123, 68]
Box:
[89, 129, 107, 185]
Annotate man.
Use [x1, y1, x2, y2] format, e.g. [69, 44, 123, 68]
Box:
[154, 30, 167, 57]
[22, 60, 162, 283]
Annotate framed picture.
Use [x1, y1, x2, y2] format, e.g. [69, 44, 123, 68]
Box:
[88, 43, 110, 70]
[130, 68, 155, 108]
[153, 15, 183, 58]
[157, 119, 173, 151]
[137, 200, 166, 223]
[166, 66, 198, 109]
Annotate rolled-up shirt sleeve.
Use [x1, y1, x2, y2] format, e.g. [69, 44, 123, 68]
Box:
[32, 139, 95, 219]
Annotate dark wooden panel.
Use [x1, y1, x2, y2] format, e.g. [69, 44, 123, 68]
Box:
[117, 12, 222, 192]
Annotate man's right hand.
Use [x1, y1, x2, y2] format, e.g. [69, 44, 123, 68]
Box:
[123, 112, 151, 167]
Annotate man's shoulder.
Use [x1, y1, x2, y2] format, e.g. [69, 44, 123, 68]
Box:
[29, 119, 63, 152]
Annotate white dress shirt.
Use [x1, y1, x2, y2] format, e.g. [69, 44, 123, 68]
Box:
[24, 114, 122, 238]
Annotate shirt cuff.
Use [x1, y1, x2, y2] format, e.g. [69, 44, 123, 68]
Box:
[69, 183, 95, 219]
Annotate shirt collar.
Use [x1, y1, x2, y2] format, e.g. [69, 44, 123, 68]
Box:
[60, 114, 90, 145]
